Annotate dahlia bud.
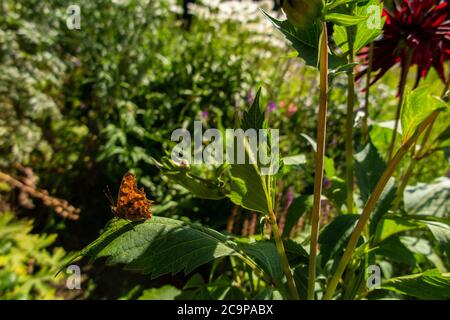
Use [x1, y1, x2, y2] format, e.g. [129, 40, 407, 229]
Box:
[280, 0, 324, 27]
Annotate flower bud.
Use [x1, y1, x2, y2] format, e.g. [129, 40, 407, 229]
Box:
[280, 0, 324, 27]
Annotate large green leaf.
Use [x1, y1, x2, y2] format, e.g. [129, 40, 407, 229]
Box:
[404, 177, 450, 218]
[318, 214, 360, 270]
[224, 89, 271, 214]
[240, 241, 284, 285]
[70, 217, 263, 279]
[375, 236, 416, 266]
[264, 12, 345, 69]
[380, 269, 450, 299]
[425, 221, 450, 266]
[355, 140, 396, 235]
[225, 164, 270, 214]
[373, 216, 425, 244]
[157, 157, 225, 200]
[401, 87, 448, 143]
[333, 0, 384, 53]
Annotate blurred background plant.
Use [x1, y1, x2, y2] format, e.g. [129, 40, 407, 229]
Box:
[0, 0, 448, 299]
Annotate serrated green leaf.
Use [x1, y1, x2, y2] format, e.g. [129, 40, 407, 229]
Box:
[380, 269, 450, 299]
[264, 11, 346, 69]
[72, 217, 264, 280]
[401, 87, 448, 143]
[404, 177, 450, 218]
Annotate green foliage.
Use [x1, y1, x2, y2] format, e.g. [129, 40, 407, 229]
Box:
[0, 212, 66, 299]
[379, 269, 450, 300]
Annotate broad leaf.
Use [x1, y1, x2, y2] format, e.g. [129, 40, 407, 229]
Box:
[264, 12, 346, 69]
[401, 86, 448, 143]
[240, 240, 284, 286]
[374, 216, 425, 244]
[333, 0, 384, 53]
[70, 217, 263, 280]
[375, 236, 416, 266]
[380, 269, 450, 299]
[225, 164, 270, 214]
[355, 140, 396, 235]
[283, 195, 313, 236]
[404, 177, 450, 218]
[318, 214, 360, 270]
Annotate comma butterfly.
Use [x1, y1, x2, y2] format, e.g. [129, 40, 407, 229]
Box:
[106, 172, 153, 221]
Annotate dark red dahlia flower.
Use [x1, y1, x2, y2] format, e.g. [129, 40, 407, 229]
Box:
[358, 0, 450, 88]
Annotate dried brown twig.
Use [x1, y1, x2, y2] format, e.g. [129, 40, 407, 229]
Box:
[0, 171, 80, 220]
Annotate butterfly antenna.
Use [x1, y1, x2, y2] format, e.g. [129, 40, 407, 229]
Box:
[103, 185, 114, 205]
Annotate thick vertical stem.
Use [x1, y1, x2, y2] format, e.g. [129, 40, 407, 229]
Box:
[308, 22, 328, 300]
[323, 110, 440, 300]
[345, 28, 355, 214]
[269, 209, 300, 300]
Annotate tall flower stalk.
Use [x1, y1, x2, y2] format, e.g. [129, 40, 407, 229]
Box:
[324, 109, 441, 300]
[308, 21, 329, 300]
[345, 26, 356, 214]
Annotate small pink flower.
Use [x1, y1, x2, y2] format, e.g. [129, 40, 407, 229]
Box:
[287, 103, 298, 117]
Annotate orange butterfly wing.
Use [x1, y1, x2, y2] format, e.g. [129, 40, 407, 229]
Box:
[115, 172, 152, 221]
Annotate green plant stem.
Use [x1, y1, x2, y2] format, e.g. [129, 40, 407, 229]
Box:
[393, 115, 437, 210]
[362, 42, 374, 143]
[268, 209, 300, 300]
[308, 22, 329, 301]
[345, 27, 356, 214]
[323, 110, 441, 300]
[387, 52, 413, 160]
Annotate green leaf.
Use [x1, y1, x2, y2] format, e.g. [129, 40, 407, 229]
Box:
[225, 164, 270, 214]
[380, 269, 450, 299]
[325, 13, 367, 26]
[157, 157, 225, 200]
[240, 240, 284, 286]
[241, 88, 264, 130]
[374, 216, 425, 244]
[425, 221, 450, 265]
[284, 239, 309, 267]
[355, 140, 386, 202]
[326, 0, 368, 10]
[355, 140, 396, 235]
[318, 214, 360, 269]
[333, 0, 384, 53]
[283, 195, 313, 236]
[375, 236, 416, 266]
[282, 154, 307, 166]
[264, 11, 346, 69]
[404, 177, 450, 218]
[401, 86, 448, 143]
[138, 285, 181, 300]
[293, 265, 309, 299]
[71, 217, 262, 279]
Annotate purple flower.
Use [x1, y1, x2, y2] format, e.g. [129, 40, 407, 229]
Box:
[200, 110, 209, 120]
[247, 92, 254, 105]
[266, 101, 277, 113]
[324, 177, 332, 189]
[446, 170, 450, 178]
[286, 187, 294, 208]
